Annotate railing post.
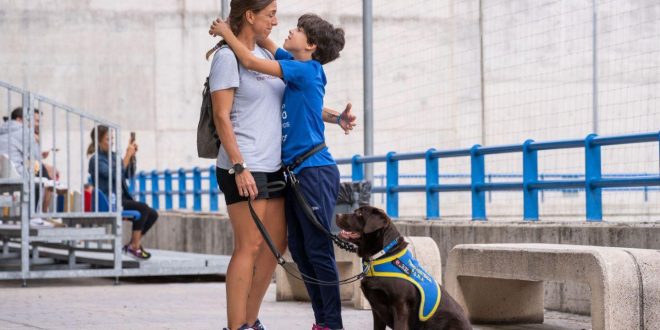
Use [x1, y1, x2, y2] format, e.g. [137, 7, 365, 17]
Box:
[585, 134, 602, 221]
[425, 148, 439, 220]
[138, 171, 147, 203]
[209, 166, 219, 212]
[164, 170, 173, 210]
[178, 168, 187, 209]
[522, 139, 539, 221]
[193, 167, 202, 212]
[386, 152, 398, 218]
[150, 170, 160, 210]
[470, 145, 486, 220]
[351, 155, 364, 182]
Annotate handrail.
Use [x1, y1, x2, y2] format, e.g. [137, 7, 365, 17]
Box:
[134, 131, 660, 221]
[337, 132, 660, 221]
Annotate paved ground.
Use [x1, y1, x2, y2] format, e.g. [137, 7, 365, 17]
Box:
[0, 277, 591, 330]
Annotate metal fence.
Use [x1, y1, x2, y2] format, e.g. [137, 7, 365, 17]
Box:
[0, 80, 124, 281]
[133, 131, 660, 221]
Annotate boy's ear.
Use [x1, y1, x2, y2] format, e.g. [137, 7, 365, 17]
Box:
[305, 43, 317, 52]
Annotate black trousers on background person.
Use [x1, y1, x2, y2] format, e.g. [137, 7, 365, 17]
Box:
[122, 199, 158, 234]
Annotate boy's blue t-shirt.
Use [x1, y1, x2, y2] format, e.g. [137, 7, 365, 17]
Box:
[276, 48, 335, 172]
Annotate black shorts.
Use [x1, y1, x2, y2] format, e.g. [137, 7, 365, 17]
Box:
[216, 167, 285, 205]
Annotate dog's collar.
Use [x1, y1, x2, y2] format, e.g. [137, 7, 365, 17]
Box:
[368, 237, 401, 261]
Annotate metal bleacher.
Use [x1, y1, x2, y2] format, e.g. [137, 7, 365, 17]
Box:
[0, 80, 227, 285]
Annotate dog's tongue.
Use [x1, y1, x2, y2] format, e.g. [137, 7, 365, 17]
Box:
[339, 230, 360, 240]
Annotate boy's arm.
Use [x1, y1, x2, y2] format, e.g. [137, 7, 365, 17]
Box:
[256, 38, 278, 56]
[322, 102, 357, 135]
[210, 19, 282, 78]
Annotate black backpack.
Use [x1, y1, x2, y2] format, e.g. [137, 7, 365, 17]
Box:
[196, 45, 239, 159]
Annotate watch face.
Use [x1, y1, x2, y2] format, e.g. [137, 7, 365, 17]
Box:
[232, 162, 246, 174]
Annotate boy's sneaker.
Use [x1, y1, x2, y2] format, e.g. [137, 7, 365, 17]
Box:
[122, 245, 151, 260]
[252, 319, 266, 330]
[313, 325, 343, 330]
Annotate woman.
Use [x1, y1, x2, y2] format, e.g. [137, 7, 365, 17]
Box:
[87, 125, 158, 260]
[208, 1, 354, 329]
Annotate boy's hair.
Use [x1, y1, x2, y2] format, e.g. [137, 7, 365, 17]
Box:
[298, 14, 345, 65]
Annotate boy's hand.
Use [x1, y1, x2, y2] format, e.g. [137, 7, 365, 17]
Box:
[209, 18, 231, 37]
[339, 102, 357, 135]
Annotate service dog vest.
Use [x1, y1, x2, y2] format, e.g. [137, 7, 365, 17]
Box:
[365, 246, 441, 321]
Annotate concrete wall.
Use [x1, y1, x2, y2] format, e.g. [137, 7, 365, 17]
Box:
[1, 0, 658, 218]
[130, 211, 660, 315]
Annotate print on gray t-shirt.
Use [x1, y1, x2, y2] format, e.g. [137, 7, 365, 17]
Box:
[209, 45, 285, 173]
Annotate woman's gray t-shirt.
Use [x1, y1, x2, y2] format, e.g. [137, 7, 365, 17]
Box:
[209, 45, 285, 172]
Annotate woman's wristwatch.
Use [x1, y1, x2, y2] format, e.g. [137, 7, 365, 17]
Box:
[228, 162, 247, 175]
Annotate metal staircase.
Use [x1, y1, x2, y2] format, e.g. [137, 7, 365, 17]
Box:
[0, 80, 124, 284]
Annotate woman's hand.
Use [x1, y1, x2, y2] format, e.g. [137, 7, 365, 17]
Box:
[235, 170, 258, 200]
[126, 142, 138, 159]
[339, 102, 357, 135]
[209, 18, 231, 37]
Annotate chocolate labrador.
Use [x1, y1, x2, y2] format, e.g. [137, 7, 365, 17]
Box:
[336, 206, 471, 330]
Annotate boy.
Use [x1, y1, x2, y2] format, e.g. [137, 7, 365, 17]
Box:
[211, 13, 346, 330]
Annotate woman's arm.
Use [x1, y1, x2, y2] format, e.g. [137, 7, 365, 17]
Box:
[122, 143, 137, 170]
[210, 19, 283, 78]
[212, 90, 242, 165]
[211, 89, 258, 199]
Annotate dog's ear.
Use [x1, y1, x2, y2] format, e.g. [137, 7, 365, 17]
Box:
[363, 207, 390, 234]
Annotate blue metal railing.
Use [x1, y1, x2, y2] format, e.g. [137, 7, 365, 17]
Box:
[132, 131, 660, 221]
[129, 165, 222, 212]
[336, 132, 660, 221]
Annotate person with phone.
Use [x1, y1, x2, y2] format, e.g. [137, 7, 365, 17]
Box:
[87, 126, 157, 260]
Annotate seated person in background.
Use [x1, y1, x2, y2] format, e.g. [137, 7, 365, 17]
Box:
[0, 107, 54, 214]
[32, 107, 59, 182]
[87, 125, 157, 260]
[0, 107, 44, 176]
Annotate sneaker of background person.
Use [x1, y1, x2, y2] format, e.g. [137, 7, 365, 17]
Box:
[29, 217, 51, 227]
[139, 245, 152, 259]
[122, 244, 151, 260]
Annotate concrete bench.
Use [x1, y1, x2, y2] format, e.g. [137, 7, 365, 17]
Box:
[276, 236, 442, 310]
[445, 243, 660, 330]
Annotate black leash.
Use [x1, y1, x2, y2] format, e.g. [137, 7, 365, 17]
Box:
[245, 143, 365, 286]
[247, 185, 367, 286]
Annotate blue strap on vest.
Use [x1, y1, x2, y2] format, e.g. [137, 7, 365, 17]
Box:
[365, 246, 441, 321]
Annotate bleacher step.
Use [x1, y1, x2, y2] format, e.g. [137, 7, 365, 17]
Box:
[0, 224, 111, 241]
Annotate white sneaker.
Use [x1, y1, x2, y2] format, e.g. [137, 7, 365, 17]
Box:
[30, 217, 44, 226]
[30, 218, 53, 227]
